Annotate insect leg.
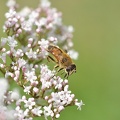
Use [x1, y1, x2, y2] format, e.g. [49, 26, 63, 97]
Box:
[64, 71, 70, 79]
[47, 55, 57, 63]
[54, 64, 59, 69]
[57, 68, 64, 72]
[61, 71, 65, 75]
[64, 73, 68, 78]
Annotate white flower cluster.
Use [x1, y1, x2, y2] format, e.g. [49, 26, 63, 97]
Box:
[13, 65, 84, 120]
[0, 0, 84, 119]
[0, 78, 20, 120]
[3, 0, 78, 59]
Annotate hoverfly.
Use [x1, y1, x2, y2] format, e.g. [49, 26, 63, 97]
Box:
[47, 44, 76, 78]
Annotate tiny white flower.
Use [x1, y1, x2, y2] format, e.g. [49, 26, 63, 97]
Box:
[58, 106, 64, 112]
[33, 87, 39, 93]
[19, 7, 31, 17]
[21, 21, 32, 31]
[68, 49, 79, 60]
[55, 113, 60, 118]
[10, 89, 20, 101]
[5, 71, 14, 78]
[75, 100, 85, 110]
[26, 49, 37, 59]
[31, 106, 42, 116]
[17, 58, 26, 68]
[28, 11, 39, 22]
[12, 17, 18, 23]
[0, 63, 4, 68]
[28, 38, 33, 44]
[6, 50, 11, 55]
[38, 39, 49, 58]
[51, 92, 61, 107]
[6, 0, 16, 8]
[14, 49, 24, 57]
[24, 108, 29, 116]
[25, 70, 37, 82]
[54, 77, 63, 90]
[7, 36, 17, 48]
[31, 81, 38, 86]
[24, 86, 32, 94]
[5, 9, 16, 18]
[68, 26, 74, 33]
[14, 106, 25, 119]
[0, 53, 6, 63]
[14, 70, 20, 80]
[41, 0, 51, 8]
[22, 96, 26, 101]
[64, 85, 69, 92]
[0, 78, 9, 104]
[43, 104, 54, 119]
[24, 98, 35, 109]
[1, 48, 6, 52]
[35, 17, 47, 27]
[48, 37, 58, 43]
[1, 37, 7, 46]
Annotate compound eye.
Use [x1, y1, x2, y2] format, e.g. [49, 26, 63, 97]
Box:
[66, 64, 76, 74]
[71, 64, 76, 71]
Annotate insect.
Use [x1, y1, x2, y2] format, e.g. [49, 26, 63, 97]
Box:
[47, 44, 76, 78]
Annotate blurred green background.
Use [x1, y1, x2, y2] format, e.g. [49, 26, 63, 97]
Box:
[1, 0, 120, 120]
